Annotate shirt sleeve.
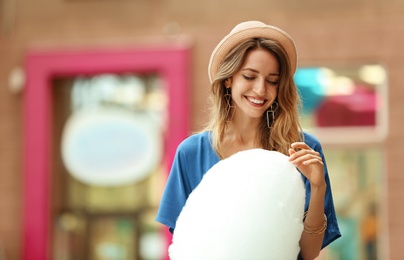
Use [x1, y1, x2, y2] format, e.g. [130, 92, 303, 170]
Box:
[303, 133, 342, 249]
[155, 145, 191, 231]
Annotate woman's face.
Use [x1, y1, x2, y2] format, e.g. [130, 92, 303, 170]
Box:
[228, 48, 279, 120]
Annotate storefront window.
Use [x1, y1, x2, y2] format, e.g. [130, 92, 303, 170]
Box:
[52, 74, 166, 260]
[295, 65, 386, 259]
[324, 148, 381, 260]
[295, 64, 387, 144]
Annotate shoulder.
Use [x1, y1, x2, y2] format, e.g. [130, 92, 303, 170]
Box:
[173, 131, 219, 186]
[177, 131, 212, 154]
[302, 131, 323, 152]
[175, 131, 219, 169]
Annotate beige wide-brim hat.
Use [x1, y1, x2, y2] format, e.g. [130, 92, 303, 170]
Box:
[208, 21, 298, 83]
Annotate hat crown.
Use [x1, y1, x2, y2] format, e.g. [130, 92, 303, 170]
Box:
[208, 21, 298, 83]
[230, 21, 267, 34]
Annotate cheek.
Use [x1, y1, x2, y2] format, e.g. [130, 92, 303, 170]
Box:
[269, 87, 278, 99]
[231, 83, 247, 96]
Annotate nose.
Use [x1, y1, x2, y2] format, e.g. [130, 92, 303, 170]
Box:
[253, 79, 266, 96]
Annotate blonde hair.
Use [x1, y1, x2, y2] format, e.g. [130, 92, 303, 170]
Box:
[203, 38, 303, 158]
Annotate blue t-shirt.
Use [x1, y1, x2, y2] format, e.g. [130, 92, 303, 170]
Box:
[156, 131, 341, 249]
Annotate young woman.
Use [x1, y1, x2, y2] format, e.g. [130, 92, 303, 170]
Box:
[156, 21, 341, 259]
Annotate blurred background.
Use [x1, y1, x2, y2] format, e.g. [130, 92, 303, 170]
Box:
[0, 0, 403, 259]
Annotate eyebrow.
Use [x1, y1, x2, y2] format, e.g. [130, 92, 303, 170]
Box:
[241, 68, 279, 76]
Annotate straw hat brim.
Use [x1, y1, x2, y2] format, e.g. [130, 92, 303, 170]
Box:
[208, 21, 298, 83]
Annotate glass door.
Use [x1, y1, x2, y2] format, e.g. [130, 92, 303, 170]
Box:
[52, 74, 167, 260]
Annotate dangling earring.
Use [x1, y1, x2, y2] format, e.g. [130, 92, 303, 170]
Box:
[266, 101, 279, 129]
[224, 87, 235, 122]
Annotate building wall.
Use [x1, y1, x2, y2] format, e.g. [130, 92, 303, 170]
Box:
[1, 0, 404, 259]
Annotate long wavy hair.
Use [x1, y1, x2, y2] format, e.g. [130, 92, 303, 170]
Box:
[203, 38, 303, 158]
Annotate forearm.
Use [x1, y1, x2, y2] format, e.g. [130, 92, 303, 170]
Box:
[299, 184, 327, 260]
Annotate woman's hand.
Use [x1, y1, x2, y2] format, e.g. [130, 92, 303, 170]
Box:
[288, 142, 326, 189]
[289, 142, 327, 259]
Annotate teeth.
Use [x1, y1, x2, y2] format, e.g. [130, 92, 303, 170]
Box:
[248, 97, 265, 104]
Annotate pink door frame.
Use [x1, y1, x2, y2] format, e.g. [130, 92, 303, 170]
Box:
[23, 45, 190, 260]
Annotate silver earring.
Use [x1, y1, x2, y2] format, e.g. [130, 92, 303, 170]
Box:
[224, 88, 235, 122]
[266, 101, 279, 129]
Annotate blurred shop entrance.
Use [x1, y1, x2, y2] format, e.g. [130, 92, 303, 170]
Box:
[52, 74, 166, 259]
[23, 47, 190, 260]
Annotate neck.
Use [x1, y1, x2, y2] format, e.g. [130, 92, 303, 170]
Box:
[220, 121, 261, 159]
[226, 125, 258, 145]
[230, 114, 261, 141]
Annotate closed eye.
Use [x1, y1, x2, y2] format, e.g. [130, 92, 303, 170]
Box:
[242, 73, 278, 85]
[243, 74, 255, 80]
[266, 79, 279, 85]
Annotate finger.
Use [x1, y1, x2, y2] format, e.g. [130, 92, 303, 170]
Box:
[288, 147, 308, 161]
[291, 142, 310, 150]
[289, 148, 318, 162]
[301, 158, 324, 166]
[288, 148, 296, 156]
[290, 153, 322, 166]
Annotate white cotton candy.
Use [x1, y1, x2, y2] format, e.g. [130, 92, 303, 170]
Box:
[169, 149, 306, 260]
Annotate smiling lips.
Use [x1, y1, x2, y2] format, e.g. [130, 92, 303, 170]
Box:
[246, 96, 266, 106]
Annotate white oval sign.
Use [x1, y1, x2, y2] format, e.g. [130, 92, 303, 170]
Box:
[61, 108, 161, 186]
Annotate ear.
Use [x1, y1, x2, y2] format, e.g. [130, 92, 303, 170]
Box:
[225, 78, 232, 88]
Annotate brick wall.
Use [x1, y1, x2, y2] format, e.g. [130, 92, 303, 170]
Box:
[1, 0, 404, 259]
